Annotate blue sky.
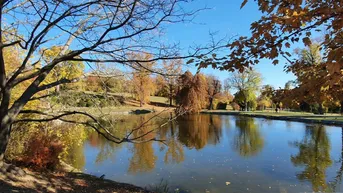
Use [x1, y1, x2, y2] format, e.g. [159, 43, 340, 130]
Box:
[165, 0, 297, 89]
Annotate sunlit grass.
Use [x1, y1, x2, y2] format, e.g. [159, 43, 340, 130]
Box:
[203, 110, 343, 123]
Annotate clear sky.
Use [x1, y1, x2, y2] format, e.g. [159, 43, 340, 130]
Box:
[164, 0, 297, 89]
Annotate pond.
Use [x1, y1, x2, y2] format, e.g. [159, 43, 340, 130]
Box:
[68, 114, 343, 193]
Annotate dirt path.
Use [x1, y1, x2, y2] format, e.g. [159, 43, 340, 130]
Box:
[0, 165, 150, 193]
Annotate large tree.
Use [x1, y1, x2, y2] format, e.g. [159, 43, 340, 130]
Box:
[131, 53, 155, 107]
[0, 0, 219, 160]
[162, 59, 182, 106]
[287, 43, 330, 114]
[177, 71, 208, 112]
[206, 75, 221, 110]
[226, 68, 261, 111]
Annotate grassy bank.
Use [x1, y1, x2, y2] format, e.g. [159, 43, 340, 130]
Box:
[202, 110, 343, 126]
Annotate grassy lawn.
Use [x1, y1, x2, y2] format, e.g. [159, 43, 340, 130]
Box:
[63, 93, 171, 115]
[108, 92, 170, 105]
[149, 96, 169, 104]
[203, 110, 343, 123]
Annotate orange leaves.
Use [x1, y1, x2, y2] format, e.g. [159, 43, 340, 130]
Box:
[270, 48, 278, 58]
[302, 37, 311, 46]
[20, 133, 64, 170]
[204, 0, 343, 81]
[327, 62, 342, 75]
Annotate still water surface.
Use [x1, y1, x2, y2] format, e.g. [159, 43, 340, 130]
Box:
[71, 114, 343, 193]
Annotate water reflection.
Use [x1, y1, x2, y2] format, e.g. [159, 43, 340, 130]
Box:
[178, 114, 223, 149]
[234, 117, 264, 157]
[290, 125, 332, 192]
[88, 132, 123, 164]
[160, 120, 185, 164]
[64, 114, 343, 193]
[63, 141, 86, 170]
[331, 128, 343, 191]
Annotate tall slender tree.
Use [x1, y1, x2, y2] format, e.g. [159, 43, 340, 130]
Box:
[206, 75, 222, 110]
[131, 53, 155, 107]
[162, 59, 182, 106]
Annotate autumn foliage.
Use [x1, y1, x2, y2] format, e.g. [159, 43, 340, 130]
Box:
[19, 133, 64, 170]
[177, 71, 208, 112]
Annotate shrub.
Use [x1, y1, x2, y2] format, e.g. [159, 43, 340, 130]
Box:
[20, 133, 64, 170]
[8, 122, 87, 170]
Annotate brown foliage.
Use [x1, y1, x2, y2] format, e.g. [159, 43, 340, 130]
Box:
[177, 71, 208, 112]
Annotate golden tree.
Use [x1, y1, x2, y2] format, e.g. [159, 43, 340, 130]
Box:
[131, 53, 156, 107]
[177, 71, 208, 112]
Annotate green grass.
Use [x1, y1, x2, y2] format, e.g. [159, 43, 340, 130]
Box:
[203, 110, 343, 124]
[149, 96, 170, 104]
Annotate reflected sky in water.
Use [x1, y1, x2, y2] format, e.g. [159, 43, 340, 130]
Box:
[69, 114, 343, 193]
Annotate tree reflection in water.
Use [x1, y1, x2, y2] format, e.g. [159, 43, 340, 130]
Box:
[160, 114, 184, 164]
[177, 114, 223, 150]
[329, 127, 343, 192]
[233, 117, 264, 157]
[127, 116, 159, 174]
[290, 124, 332, 192]
[83, 114, 227, 173]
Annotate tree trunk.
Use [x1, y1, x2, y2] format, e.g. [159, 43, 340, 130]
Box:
[340, 101, 343, 115]
[170, 112, 174, 136]
[209, 97, 214, 110]
[169, 84, 173, 107]
[0, 120, 11, 161]
[244, 100, 248, 111]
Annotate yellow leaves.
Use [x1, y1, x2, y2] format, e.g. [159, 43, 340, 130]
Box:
[130, 53, 156, 105]
[43, 46, 85, 89]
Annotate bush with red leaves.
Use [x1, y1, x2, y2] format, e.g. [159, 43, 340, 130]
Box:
[18, 133, 64, 170]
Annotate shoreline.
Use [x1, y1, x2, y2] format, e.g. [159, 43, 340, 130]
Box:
[202, 110, 343, 127]
[0, 161, 151, 193]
